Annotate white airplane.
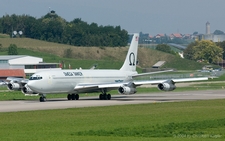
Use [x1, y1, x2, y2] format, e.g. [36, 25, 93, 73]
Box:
[25, 33, 208, 102]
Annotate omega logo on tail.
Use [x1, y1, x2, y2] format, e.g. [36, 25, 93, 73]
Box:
[129, 52, 135, 66]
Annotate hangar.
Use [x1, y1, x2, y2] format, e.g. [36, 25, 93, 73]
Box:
[0, 55, 61, 79]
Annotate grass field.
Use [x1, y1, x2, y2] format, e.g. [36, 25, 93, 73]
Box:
[0, 37, 209, 70]
[0, 98, 224, 141]
[0, 73, 224, 141]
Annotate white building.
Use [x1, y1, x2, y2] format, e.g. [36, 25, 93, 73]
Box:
[0, 55, 61, 77]
[198, 21, 225, 42]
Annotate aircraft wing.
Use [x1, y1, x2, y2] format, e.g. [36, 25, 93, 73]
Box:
[74, 83, 122, 91]
[0, 80, 7, 85]
[133, 77, 208, 86]
[74, 77, 208, 93]
[6, 77, 28, 83]
[6, 77, 28, 91]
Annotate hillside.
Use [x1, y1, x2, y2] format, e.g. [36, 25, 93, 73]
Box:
[0, 37, 206, 70]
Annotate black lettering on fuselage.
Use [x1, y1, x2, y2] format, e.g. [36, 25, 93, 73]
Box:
[63, 72, 83, 76]
[73, 72, 83, 76]
[63, 72, 74, 76]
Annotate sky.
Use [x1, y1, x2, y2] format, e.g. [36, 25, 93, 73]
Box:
[1, 0, 225, 35]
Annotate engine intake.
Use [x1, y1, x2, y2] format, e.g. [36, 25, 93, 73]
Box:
[118, 86, 136, 95]
[158, 80, 176, 91]
[22, 84, 38, 94]
[7, 82, 20, 90]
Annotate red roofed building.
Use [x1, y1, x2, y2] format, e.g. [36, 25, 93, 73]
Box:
[156, 34, 165, 38]
[170, 33, 182, 39]
[183, 34, 191, 39]
[0, 69, 26, 79]
[0, 69, 25, 80]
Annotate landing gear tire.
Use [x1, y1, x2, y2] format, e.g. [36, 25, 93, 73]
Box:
[39, 96, 46, 102]
[68, 94, 79, 100]
[99, 94, 111, 100]
[67, 94, 72, 100]
[99, 94, 103, 100]
[72, 94, 76, 100]
[75, 94, 79, 100]
[107, 94, 111, 100]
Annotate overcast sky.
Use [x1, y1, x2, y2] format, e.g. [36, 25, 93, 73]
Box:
[1, 0, 225, 35]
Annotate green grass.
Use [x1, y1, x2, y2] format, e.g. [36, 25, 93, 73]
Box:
[1, 46, 144, 72]
[0, 33, 10, 38]
[0, 37, 209, 70]
[18, 47, 123, 69]
[0, 99, 225, 140]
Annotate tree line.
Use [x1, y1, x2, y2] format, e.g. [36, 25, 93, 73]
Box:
[155, 40, 225, 65]
[183, 40, 225, 64]
[0, 12, 128, 47]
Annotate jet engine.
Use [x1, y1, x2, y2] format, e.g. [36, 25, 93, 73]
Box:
[118, 86, 137, 95]
[157, 80, 176, 91]
[7, 81, 21, 90]
[22, 84, 37, 94]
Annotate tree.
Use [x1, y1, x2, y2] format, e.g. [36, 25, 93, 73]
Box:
[184, 40, 223, 63]
[213, 30, 225, 35]
[183, 41, 198, 60]
[8, 44, 18, 55]
[193, 31, 198, 35]
[0, 14, 128, 47]
[216, 41, 225, 60]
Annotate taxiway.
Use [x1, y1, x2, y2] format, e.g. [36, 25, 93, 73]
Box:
[0, 90, 225, 112]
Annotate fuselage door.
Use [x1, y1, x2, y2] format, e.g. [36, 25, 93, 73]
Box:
[48, 75, 53, 84]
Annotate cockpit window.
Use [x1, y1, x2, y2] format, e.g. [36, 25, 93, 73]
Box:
[29, 76, 43, 80]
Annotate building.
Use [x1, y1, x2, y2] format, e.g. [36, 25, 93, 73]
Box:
[206, 21, 210, 34]
[170, 33, 182, 39]
[0, 55, 61, 78]
[198, 21, 225, 42]
[203, 34, 225, 42]
[0, 69, 25, 80]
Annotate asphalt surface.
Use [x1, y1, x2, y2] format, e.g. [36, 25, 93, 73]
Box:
[0, 89, 225, 112]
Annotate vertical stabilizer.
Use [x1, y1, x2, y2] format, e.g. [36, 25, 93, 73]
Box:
[120, 33, 139, 72]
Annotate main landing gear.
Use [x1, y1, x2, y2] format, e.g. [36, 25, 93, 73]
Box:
[99, 89, 111, 100]
[67, 94, 79, 100]
[99, 93, 111, 100]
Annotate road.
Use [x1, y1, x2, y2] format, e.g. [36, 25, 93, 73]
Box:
[0, 89, 225, 112]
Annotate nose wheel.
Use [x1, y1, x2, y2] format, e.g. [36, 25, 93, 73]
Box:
[39, 94, 46, 102]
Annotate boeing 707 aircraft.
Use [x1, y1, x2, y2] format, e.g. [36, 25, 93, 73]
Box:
[20, 33, 208, 102]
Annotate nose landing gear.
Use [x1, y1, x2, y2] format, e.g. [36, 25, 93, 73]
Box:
[39, 94, 46, 102]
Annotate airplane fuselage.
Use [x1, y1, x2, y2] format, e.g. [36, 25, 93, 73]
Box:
[27, 69, 137, 94]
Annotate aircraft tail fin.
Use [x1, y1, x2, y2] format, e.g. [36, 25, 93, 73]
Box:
[120, 33, 139, 72]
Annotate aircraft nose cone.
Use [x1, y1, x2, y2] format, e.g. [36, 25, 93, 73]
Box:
[27, 81, 37, 91]
[27, 80, 32, 87]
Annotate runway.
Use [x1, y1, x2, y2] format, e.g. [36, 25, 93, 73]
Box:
[0, 89, 225, 112]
